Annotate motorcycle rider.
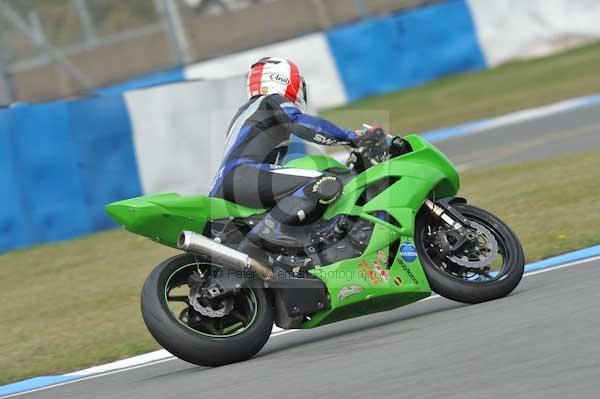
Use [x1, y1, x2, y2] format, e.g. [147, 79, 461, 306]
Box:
[209, 57, 384, 245]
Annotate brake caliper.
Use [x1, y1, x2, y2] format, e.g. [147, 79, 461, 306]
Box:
[425, 200, 498, 269]
[446, 221, 498, 269]
[187, 271, 234, 318]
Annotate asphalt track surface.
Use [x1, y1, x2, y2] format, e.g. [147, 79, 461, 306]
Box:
[436, 103, 600, 169]
[11, 104, 600, 399]
[17, 258, 600, 399]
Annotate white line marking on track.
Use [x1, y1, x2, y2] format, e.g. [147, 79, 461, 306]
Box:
[3, 255, 599, 398]
[0, 359, 177, 399]
[524, 255, 600, 277]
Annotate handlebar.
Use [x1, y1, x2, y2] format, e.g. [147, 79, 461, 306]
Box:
[347, 134, 412, 171]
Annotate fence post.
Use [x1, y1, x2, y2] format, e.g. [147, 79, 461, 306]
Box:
[0, 0, 95, 90]
[155, 0, 193, 65]
[352, 0, 370, 19]
[0, 24, 14, 105]
[310, 0, 332, 29]
[72, 0, 97, 46]
[0, 65, 14, 106]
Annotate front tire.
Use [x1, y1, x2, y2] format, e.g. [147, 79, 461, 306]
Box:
[141, 254, 274, 367]
[416, 203, 525, 304]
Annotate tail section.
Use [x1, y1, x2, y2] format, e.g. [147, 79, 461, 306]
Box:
[105, 193, 266, 248]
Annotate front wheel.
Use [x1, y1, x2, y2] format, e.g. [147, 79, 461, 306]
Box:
[415, 203, 525, 304]
[141, 254, 274, 367]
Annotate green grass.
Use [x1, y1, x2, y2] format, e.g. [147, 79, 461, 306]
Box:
[0, 232, 177, 384]
[1, 150, 599, 384]
[321, 41, 600, 133]
[460, 150, 600, 260]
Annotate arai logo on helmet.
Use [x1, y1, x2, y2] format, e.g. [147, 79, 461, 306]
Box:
[399, 243, 418, 262]
[269, 73, 290, 85]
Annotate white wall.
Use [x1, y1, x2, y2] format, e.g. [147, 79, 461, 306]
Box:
[184, 33, 348, 109]
[125, 76, 247, 195]
[469, 0, 600, 66]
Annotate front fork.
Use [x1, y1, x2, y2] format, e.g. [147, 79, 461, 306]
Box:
[423, 198, 477, 252]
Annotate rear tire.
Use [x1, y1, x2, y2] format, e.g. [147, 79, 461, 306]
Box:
[141, 254, 274, 367]
[416, 203, 524, 304]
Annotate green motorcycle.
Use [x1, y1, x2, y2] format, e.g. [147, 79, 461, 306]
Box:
[105, 133, 524, 366]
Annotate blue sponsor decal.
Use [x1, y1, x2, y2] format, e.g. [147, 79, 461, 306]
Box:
[399, 243, 418, 262]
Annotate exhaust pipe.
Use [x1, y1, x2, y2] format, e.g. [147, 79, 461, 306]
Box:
[178, 231, 273, 279]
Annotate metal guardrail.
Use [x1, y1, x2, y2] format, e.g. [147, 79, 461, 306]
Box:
[0, 0, 440, 104]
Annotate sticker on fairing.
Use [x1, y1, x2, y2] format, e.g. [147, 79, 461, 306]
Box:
[399, 243, 418, 262]
[338, 285, 363, 302]
[372, 260, 388, 281]
[377, 250, 387, 264]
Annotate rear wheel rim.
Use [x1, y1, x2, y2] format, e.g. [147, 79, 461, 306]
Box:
[163, 262, 259, 338]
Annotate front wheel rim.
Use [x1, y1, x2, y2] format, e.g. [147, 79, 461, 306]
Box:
[419, 210, 513, 284]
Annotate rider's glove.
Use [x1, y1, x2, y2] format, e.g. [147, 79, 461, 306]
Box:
[352, 125, 387, 148]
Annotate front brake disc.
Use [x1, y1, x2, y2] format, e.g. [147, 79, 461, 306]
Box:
[447, 221, 498, 269]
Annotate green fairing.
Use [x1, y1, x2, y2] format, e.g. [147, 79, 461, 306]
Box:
[303, 237, 432, 328]
[298, 134, 458, 327]
[105, 134, 460, 328]
[105, 193, 266, 248]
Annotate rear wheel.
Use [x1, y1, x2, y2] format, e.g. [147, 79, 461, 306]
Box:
[141, 254, 274, 366]
[415, 203, 524, 304]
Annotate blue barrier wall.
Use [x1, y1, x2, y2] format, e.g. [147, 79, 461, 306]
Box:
[94, 67, 185, 95]
[68, 96, 143, 231]
[0, 110, 29, 251]
[0, 95, 141, 252]
[1, 0, 490, 253]
[325, 0, 486, 102]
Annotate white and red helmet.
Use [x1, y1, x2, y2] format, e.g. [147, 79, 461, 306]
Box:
[247, 57, 308, 111]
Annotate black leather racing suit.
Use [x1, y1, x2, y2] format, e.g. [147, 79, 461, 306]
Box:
[209, 93, 356, 227]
